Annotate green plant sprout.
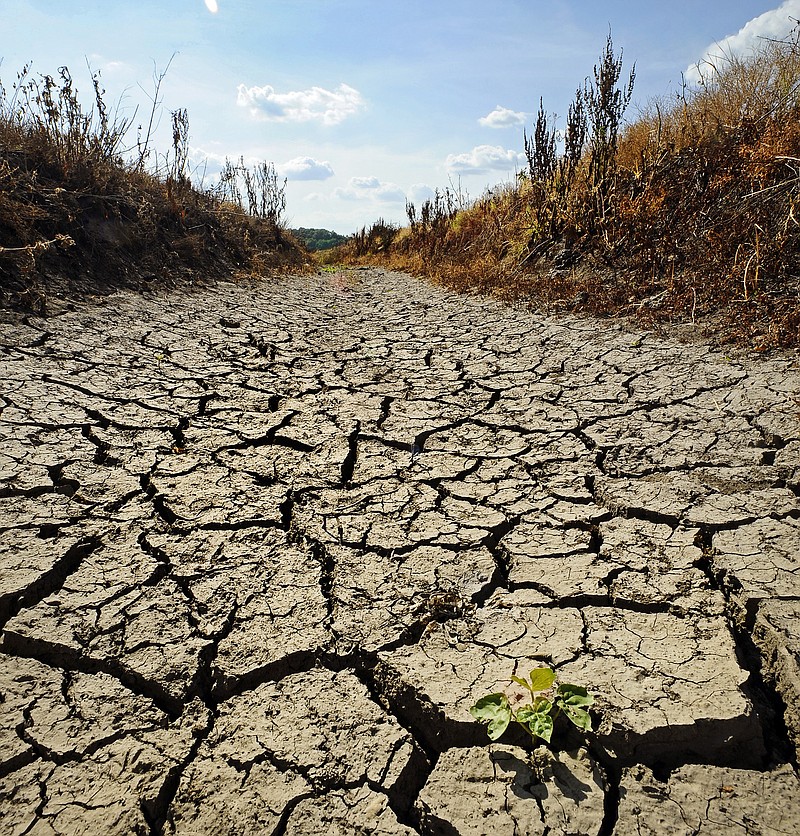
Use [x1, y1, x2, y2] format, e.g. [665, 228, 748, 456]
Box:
[470, 666, 593, 744]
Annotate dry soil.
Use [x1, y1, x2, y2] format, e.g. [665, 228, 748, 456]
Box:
[1, 268, 800, 834]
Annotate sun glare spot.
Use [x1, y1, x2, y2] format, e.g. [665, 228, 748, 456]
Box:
[204, 0, 219, 13]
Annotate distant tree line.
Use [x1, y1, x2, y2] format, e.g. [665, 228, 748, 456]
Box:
[291, 227, 348, 251]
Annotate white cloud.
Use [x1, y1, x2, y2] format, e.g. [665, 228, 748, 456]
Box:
[333, 176, 406, 203]
[186, 146, 267, 180]
[204, 0, 219, 13]
[686, 0, 800, 84]
[280, 156, 335, 181]
[408, 183, 436, 203]
[100, 60, 128, 73]
[350, 175, 381, 189]
[479, 105, 527, 128]
[86, 54, 131, 75]
[445, 144, 525, 174]
[374, 184, 407, 203]
[188, 146, 228, 167]
[332, 187, 359, 202]
[236, 82, 365, 125]
[184, 146, 228, 185]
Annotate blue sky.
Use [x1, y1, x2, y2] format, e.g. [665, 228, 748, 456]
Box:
[3, 1, 799, 232]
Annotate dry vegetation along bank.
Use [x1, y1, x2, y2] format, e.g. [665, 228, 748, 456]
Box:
[334, 32, 800, 350]
[2, 33, 800, 353]
[0, 63, 310, 312]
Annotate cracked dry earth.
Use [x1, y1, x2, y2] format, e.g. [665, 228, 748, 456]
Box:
[1, 266, 800, 835]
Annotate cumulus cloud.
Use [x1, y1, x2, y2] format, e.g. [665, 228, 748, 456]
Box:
[445, 144, 525, 174]
[479, 105, 527, 128]
[374, 184, 407, 203]
[236, 82, 365, 125]
[686, 0, 800, 84]
[350, 175, 381, 189]
[333, 176, 406, 203]
[280, 156, 335, 181]
[86, 54, 130, 75]
[408, 183, 436, 203]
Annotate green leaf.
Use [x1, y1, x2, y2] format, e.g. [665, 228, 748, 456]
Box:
[516, 698, 551, 724]
[528, 667, 556, 693]
[528, 712, 554, 743]
[562, 705, 593, 732]
[556, 685, 594, 732]
[557, 683, 594, 707]
[517, 704, 554, 743]
[511, 675, 531, 691]
[470, 694, 512, 740]
[515, 706, 536, 724]
[517, 697, 554, 743]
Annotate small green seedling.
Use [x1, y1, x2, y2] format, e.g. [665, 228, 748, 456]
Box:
[470, 666, 593, 744]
